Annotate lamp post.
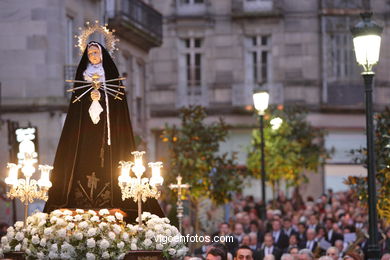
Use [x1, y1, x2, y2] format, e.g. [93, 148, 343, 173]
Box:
[252, 91, 269, 220]
[351, 12, 382, 260]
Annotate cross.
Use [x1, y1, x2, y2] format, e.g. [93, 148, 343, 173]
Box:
[169, 175, 190, 234]
[87, 172, 100, 199]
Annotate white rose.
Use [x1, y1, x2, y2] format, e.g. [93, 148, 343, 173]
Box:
[6, 226, 14, 233]
[87, 228, 97, 237]
[108, 231, 116, 240]
[145, 230, 154, 239]
[14, 221, 24, 230]
[40, 238, 47, 247]
[57, 228, 67, 238]
[156, 243, 163, 250]
[6, 232, 15, 240]
[102, 251, 110, 259]
[63, 210, 72, 216]
[50, 216, 57, 224]
[115, 212, 124, 221]
[15, 232, 24, 241]
[75, 209, 84, 214]
[99, 239, 110, 250]
[122, 232, 129, 241]
[87, 238, 96, 248]
[56, 218, 66, 226]
[131, 243, 137, 250]
[31, 235, 40, 245]
[90, 216, 100, 222]
[37, 252, 44, 259]
[52, 209, 63, 216]
[14, 244, 21, 251]
[38, 220, 46, 227]
[99, 209, 110, 215]
[165, 229, 172, 236]
[117, 241, 125, 249]
[1, 236, 8, 244]
[168, 248, 176, 256]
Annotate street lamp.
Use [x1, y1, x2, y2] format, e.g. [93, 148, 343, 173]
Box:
[252, 91, 269, 220]
[351, 12, 383, 260]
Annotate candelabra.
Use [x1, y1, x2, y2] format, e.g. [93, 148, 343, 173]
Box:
[169, 175, 190, 234]
[118, 151, 163, 229]
[4, 153, 53, 226]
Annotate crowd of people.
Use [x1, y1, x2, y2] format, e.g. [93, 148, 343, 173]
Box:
[188, 189, 390, 260]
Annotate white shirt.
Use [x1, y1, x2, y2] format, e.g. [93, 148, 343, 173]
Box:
[273, 230, 281, 242]
[265, 246, 274, 255]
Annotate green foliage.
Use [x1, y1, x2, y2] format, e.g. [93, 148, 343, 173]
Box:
[246, 106, 330, 191]
[345, 107, 390, 223]
[162, 106, 249, 205]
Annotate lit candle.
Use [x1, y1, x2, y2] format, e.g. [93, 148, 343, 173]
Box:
[149, 162, 163, 186]
[5, 163, 20, 186]
[118, 161, 132, 183]
[38, 165, 53, 188]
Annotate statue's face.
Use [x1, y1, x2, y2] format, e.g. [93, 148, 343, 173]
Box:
[88, 45, 101, 65]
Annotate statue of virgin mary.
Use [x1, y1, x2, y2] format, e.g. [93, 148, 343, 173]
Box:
[44, 41, 164, 222]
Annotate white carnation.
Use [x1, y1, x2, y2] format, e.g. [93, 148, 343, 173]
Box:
[78, 221, 88, 229]
[156, 243, 163, 250]
[164, 229, 172, 236]
[90, 216, 100, 222]
[60, 252, 71, 259]
[168, 248, 176, 256]
[57, 228, 67, 238]
[37, 252, 44, 259]
[115, 212, 123, 221]
[6, 226, 14, 233]
[50, 216, 57, 224]
[44, 227, 52, 236]
[48, 251, 58, 259]
[87, 238, 96, 248]
[87, 228, 97, 237]
[6, 232, 15, 240]
[3, 245, 11, 253]
[73, 232, 83, 240]
[122, 232, 130, 241]
[113, 224, 122, 234]
[67, 223, 75, 230]
[145, 230, 154, 239]
[1, 236, 8, 244]
[40, 238, 47, 247]
[117, 241, 125, 249]
[99, 209, 110, 215]
[106, 215, 115, 222]
[64, 215, 73, 222]
[143, 238, 152, 248]
[131, 243, 137, 250]
[52, 209, 63, 216]
[74, 215, 83, 221]
[51, 243, 58, 252]
[177, 247, 188, 257]
[119, 253, 126, 260]
[63, 209, 73, 216]
[99, 239, 110, 250]
[102, 251, 110, 259]
[75, 209, 84, 214]
[88, 210, 97, 215]
[108, 231, 116, 240]
[98, 222, 107, 229]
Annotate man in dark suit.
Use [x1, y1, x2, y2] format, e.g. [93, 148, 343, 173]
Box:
[324, 218, 344, 246]
[255, 233, 282, 260]
[283, 217, 298, 238]
[299, 229, 318, 253]
[272, 219, 289, 251]
[212, 222, 239, 255]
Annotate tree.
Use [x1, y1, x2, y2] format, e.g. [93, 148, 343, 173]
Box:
[246, 105, 330, 200]
[162, 106, 249, 232]
[345, 107, 390, 223]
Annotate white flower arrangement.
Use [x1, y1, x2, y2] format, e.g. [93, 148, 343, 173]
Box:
[0, 210, 188, 260]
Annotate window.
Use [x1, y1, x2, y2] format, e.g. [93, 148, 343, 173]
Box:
[246, 35, 271, 85]
[183, 38, 203, 96]
[65, 15, 74, 65]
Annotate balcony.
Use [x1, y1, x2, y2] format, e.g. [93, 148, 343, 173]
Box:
[174, 0, 208, 17]
[106, 0, 163, 51]
[231, 0, 282, 19]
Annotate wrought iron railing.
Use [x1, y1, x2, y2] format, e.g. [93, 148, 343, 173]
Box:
[120, 0, 163, 40]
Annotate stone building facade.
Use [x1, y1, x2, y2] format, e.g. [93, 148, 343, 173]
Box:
[146, 0, 390, 199]
[0, 0, 162, 223]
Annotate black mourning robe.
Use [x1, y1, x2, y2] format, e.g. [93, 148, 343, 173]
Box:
[44, 42, 164, 222]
